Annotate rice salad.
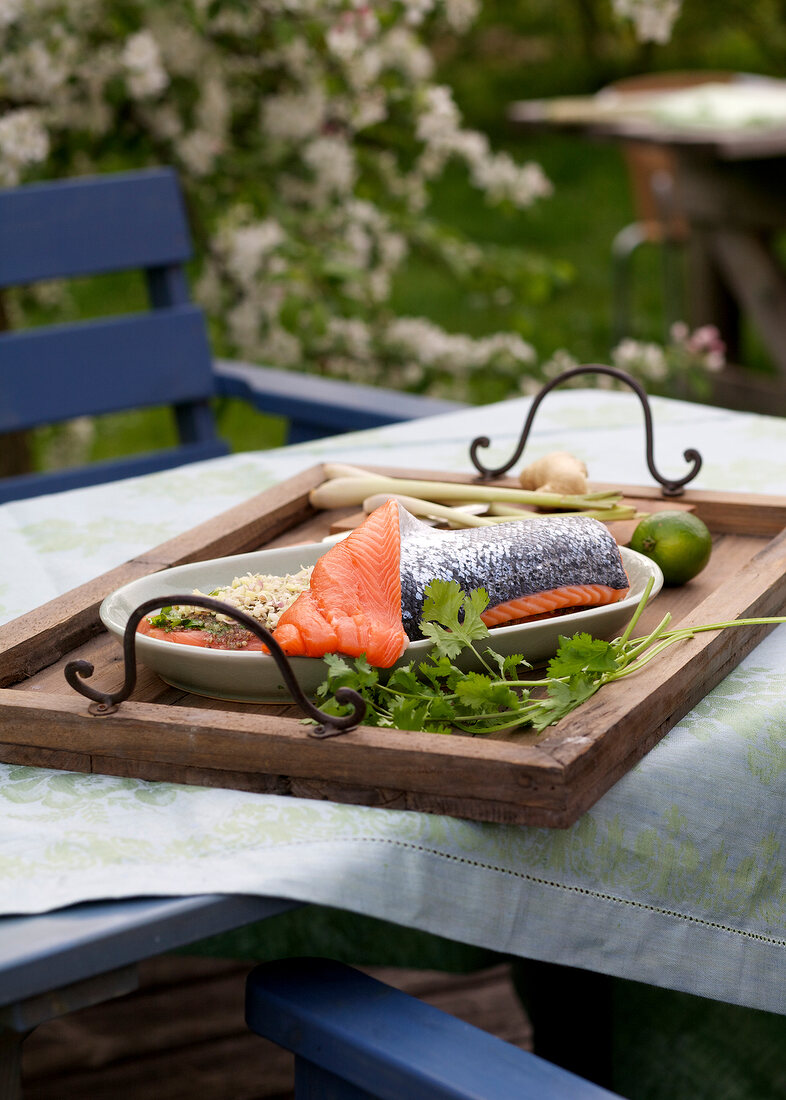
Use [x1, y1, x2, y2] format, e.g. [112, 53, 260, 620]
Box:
[138, 567, 314, 650]
[194, 568, 314, 631]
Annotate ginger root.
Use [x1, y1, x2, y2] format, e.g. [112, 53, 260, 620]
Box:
[518, 451, 588, 495]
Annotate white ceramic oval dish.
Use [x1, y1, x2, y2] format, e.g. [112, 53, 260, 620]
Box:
[99, 543, 663, 704]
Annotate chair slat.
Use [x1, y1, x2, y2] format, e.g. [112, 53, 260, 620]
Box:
[246, 959, 621, 1100]
[0, 440, 229, 504]
[0, 169, 192, 287]
[0, 307, 216, 433]
[0, 440, 230, 503]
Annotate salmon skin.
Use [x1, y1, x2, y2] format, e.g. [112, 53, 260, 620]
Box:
[398, 507, 629, 640]
[274, 500, 629, 666]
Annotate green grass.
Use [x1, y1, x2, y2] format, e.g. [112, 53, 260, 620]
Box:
[390, 133, 668, 363]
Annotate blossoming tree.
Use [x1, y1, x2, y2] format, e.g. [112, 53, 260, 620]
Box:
[0, 0, 687, 404]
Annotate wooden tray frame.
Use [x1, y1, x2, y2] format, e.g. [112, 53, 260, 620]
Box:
[1, 464, 785, 827]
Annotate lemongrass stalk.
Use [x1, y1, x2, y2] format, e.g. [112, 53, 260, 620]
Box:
[322, 462, 383, 479]
[488, 503, 640, 522]
[363, 493, 497, 528]
[324, 463, 623, 502]
[364, 493, 641, 530]
[484, 508, 640, 523]
[310, 473, 621, 512]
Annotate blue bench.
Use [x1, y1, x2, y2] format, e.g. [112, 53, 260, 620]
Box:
[245, 958, 622, 1099]
[0, 168, 462, 503]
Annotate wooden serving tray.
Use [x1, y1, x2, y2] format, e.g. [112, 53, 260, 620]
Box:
[1, 465, 785, 828]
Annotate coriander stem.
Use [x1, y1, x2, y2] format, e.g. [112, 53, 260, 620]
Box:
[618, 576, 654, 646]
[658, 616, 786, 638]
[619, 611, 673, 665]
[611, 635, 687, 677]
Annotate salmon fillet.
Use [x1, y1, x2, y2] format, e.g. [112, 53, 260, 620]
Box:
[481, 583, 627, 627]
[273, 498, 408, 668]
[397, 507, 629, 641]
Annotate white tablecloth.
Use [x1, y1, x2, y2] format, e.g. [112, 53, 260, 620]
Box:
[1, 390, 784, 1015]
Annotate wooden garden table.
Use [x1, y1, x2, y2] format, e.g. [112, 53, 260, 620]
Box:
[0, 388, 784, 1093]
[510, 81, 786, 380]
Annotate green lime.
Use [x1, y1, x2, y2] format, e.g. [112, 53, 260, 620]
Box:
[629, 510, 712, 586]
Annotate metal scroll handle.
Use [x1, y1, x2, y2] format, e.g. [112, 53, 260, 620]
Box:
[64, 595, 366, 739]
[469, 364, 702, 497]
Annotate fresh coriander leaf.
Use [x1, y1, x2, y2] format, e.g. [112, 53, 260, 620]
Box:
[347, 654, 380, 689]
[530, 675, 600, 732]
[426, 695, 459, 723]
[389, 697, 435, 731]
[548, 634, 619, 679]
[502, 652, 530, 678]
[385, 666, 421, 696]
[316, 654, 379, 703]
[419, 654, 462, 691]
[421, 578, 463, 631]
[454, 673, 519, 713]
[419, 579, 490, 659]
[148, 607, 207, 631]
[323, 653, 354, 676]
[419, 621, 464, 660]
[464, 587, 492, 637]
[483, 649, 530, 678]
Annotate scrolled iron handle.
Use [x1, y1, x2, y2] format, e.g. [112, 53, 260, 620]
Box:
[469, 364, 702, 496]
[65, 594, 366, 739]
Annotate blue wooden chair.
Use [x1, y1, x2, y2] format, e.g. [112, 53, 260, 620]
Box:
[0, 168, 462, 503]
[245, 958, 622, 1099]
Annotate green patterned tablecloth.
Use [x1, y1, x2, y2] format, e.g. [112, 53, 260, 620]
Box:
[1, 390, 784, 1016]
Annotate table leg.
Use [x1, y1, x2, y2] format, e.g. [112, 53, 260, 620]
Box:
[710, 228, 786, 378]
[687, 230, 740, 361]
[510, 958, 613, 1088]
[0, 1028, 27, 1100]
[0, 964, 139, 1097]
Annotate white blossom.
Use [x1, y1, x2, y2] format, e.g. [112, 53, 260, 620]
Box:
[121, 30, 168, 98]
[416, 85, 461, 146]
[347, 88, 387, 131]
[377, 26, 433, 82]
[541, 349, 580, 380]
[0, 109, 49, 186]
[401, 0, 436, 26]
[262, 88, 326, 141]
[612, 338, 669, 382]
[384, 316, 533, 376]
[176, 130, 221, 176]
[326, 317, 372, 359]
[0, 40, 70, 100]
[0, 0, 22, 28]
[303, 135, 356, 196]
[227, 299, 262, 354]
[225, 221, 286, 285]
[613, 0, 682, 43]
[259, 325, 302, 367]
[470, 152, 553, 208]
[325, 8, 379, 60]
[443, 0, 480, 33]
